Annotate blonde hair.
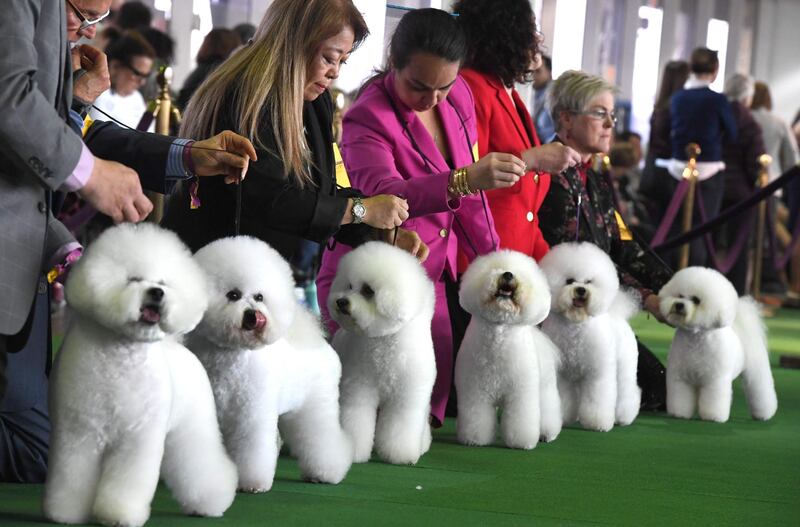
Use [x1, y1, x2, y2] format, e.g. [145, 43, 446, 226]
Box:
[180, 0, 368, 188]
[549, 70, 618, 134]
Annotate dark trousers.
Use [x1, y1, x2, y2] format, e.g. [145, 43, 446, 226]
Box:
[0, 281, 51, 483]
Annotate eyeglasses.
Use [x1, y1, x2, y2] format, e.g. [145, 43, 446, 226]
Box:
[124, 62, 151, 80]
[66, 0, 111, 31]
[573, 108, 618, 124]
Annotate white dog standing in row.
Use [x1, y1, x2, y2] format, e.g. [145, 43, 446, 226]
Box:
[659, 267, 777, 422]
[43, 224, 236, 527]
[456, 250, 562, 449]
[328, 242, 436, 465]
[539, 242, 641, 431]
[188, 237, 352, 492]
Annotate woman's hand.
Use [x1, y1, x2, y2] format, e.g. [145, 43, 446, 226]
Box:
[521, 143, 582, 174]
[644, 293, 671, 326]
[356, 195, 409, 228]
[465, 152, 526, 191]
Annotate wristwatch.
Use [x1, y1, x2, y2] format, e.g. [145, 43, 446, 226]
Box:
[351, 197, 367, 224]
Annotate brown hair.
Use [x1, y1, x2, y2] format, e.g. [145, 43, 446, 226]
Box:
[654, 60, 689, 111]
[751, 81, 772, 111]
[196, 29, 242, 64]
[690, 47, 719, 74]
[181, 0, 368, 188]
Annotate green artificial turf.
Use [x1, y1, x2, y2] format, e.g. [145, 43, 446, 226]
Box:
[2, 311, 798, 526]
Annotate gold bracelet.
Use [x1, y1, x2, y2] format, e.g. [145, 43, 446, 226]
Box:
[448, 170, 460, 196]
[457, 167, 472, 196]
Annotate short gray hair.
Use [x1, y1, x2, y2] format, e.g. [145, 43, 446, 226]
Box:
[724, 73, 754, 103]
[548, 70, 619, 133]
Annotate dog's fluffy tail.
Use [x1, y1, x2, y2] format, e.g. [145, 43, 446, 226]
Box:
[734, 296, 777, 420]
[608, 288, 640, 321]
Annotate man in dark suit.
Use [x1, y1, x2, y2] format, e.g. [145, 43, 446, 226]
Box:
[0, 0, 255, 482]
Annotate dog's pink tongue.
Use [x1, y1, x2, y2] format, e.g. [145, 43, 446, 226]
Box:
[141, 307, 161, 323]
[254, 311, 267, 330]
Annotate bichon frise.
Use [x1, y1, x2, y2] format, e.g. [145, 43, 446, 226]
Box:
[539, 242, 641, 431]
[659, 267, 777, 422]
[187, 236, 352, 492]
[43, 224, 236, 527]
[455, 250, 562, 449]
[328, 242, 436, 465]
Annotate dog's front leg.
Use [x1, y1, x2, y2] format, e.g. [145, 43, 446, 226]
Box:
[697, 378, 733, 422]
[578, 375, 616, 432]
[666, 372, 697, 419]
[456, 390, 496, 447]
[232, 409, 280, 493]
[375, 396, 430, 465]
[43, 430, 103, 525]
[501, 387, 541, 450]
[340, 385, 378, 463]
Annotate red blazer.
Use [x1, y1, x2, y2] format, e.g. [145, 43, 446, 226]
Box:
[460, 68, 551, 260]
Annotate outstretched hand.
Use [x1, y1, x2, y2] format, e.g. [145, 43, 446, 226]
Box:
[191, 131, 258, 184]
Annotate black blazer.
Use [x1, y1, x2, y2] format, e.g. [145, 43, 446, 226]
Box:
[163, 90, 367, 260]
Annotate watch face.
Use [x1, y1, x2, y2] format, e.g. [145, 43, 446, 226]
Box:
[353, 203, 366, 218]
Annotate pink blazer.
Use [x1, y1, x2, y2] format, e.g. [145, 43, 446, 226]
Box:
[317, 72, 498, 328]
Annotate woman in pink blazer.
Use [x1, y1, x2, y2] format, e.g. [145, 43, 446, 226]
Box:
[316, 8, 527, 426]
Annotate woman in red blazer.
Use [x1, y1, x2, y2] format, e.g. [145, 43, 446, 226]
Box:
[454, 0, 580, 260]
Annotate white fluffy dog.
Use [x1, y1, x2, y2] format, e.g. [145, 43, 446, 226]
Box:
[539, 242, 641, 431]
[328, 242, 436, 465]
[455, 250, 562, 449]
[187, 236, 352, 492]
[659, 267, 777, 422]
[43, 224, 236, 527]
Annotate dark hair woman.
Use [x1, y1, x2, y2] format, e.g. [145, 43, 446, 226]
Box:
[316, 8, 528, 427]
[177, 29, 243, 111]
[454, 0, 581, 261]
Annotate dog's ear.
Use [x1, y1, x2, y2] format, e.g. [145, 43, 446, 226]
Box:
[376, 287, 408, 322]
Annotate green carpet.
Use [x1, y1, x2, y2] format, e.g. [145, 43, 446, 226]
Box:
[2, 311, 798, 526]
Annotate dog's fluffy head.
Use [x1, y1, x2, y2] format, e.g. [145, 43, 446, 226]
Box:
[658, 267, 738, 330]
[538, 242, 619, 322]
[65, 223, 207, 342]
[193, 236, 296, 349]
[459, 250, 551, 325]
[328, 242, 434, 337]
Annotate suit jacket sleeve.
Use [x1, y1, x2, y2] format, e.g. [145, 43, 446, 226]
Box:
[0, 1, 83, 191]
[720, 98, 738, 143]
[82, 120, 174, 194]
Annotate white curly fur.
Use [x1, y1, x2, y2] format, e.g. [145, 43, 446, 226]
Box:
[43, 224, 236, 527]
[539, 242, 641, 432]
[328, 242, 436, 465]
[659, 267, 777, 422]
[187, 236, 352, 492]
[455, 250, 562, 449]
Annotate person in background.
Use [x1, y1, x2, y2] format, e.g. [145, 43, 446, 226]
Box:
[316, 8, 532, 426]
[115, 0, 151, 30]
[163, 0, 416, 264]
[138, 27, 175, 102]
[639, 60, 689, 234]
[720, 74, 767, 295]
[751, 81, 799, 302]
[89, 31, 155, 129]
[233, 22, 257, 45]
[532, 55, 556, 143]
[538, 70, 674, 411]
[455, 0, 581, 262]
[177, 28, 242, 111]
[668, 48, 736, 268]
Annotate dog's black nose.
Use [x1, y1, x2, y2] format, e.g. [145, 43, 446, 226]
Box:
[674, 302, 685, 313]
[501, 271, 514, 282]
[147, 287, 164, 302]
[336, 297, 350, 314]
[575, 286, 586, 297]
[242, 309, 258, 330]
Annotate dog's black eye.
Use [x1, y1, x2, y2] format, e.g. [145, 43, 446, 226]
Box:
[691, 296, 701, 305]
[360, 284, 375, 299]
[566, 278, 575, 285]
[253, 293, 263, 302]
[129, 276, 142, 283]
[226, 289, 242, 301]
[585, 279, 592, 284]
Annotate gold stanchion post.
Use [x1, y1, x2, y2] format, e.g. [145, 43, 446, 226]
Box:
[678, 143, 701, 269]
[145, 66, 181, 224]
[751, 154, 773, 298]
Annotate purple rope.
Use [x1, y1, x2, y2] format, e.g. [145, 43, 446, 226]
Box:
[694, 184, 753, 274]
[650, 178, 689, 246]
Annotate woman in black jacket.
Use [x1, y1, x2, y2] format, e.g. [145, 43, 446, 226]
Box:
[164, 0, 414, 262]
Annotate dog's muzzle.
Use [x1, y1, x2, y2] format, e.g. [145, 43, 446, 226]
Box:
[336, 297, 351, 316]
[571, 286, 589, 308]
[671, 301, 686, 315]
[242, 309, 267, 331]
[495, 271, 517, 299]
[139, 288, 164, 324]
